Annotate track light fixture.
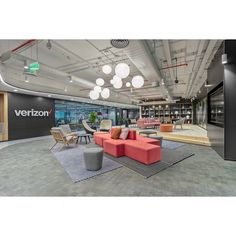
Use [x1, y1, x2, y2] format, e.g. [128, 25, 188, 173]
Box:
[46, 40, 52, 50]
[161, 78, 165, 85]
[222, 53, 227, 64]
[24, 60, 28, 69]
[69, 75, 73, 83]
[174, 58, 179, 84]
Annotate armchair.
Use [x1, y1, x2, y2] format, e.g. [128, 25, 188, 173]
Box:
[50, 127, 78, 150]
[174, 118, 185, 129]
[60, 124, 79, 136]
[99, 119, 112, 132]
[82, 120, 97, 135]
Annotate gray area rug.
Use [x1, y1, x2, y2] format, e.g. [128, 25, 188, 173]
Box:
[162, 140, 185, 149]
[105, 148, 194, 178]
[51, 145, 122, 183]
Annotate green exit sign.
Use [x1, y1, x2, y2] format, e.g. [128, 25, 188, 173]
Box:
[29, 62, 40, 72]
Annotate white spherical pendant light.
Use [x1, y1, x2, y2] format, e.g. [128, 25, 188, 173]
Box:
[89, 90, 99, 100]
[101, 88, 110, 99]
[96, 78, 105, 86]
[113, 75, 122, 83]
[113, 80, 123, 89]
[94, 85, 102, 93]
[102, 65, 112, 74]
[131, 75, 144, 88]
[115, 63, 130, 79]
[126, 82, 131, 87]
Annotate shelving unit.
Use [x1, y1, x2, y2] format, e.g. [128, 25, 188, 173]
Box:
[141, 102, 193, 124]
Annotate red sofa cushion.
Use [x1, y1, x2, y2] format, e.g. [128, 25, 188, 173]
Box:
[127, 130, 136, 140]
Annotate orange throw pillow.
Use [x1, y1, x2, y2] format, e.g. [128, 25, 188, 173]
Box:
[111, 128, 122, 139]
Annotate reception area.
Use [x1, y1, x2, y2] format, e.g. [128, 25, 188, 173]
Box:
[0, 39, 236, 196]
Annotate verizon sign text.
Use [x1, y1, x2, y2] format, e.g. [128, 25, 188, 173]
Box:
[14, 109, 52, 117]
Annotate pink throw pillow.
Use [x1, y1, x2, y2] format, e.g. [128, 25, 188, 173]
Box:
[119, 128, 129, 140]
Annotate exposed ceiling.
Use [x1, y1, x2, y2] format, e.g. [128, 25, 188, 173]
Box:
[0, 39, 223, 106]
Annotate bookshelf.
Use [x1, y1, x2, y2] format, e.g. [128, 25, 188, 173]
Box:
[141, 102, 193, 124]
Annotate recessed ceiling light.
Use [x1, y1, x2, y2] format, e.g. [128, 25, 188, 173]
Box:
[48, 94, 52, 97]
[14, 89, 18, 92]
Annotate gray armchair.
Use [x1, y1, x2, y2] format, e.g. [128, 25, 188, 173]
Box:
[174, 118, 185, 129]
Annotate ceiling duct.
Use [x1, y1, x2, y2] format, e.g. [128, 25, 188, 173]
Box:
[0, 51, 137, 104]
[123, 40, 173, 101]
[111, 40, 129, 49]
[0, 51, 11, 63]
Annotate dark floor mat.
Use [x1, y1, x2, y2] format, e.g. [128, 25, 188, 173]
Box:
[105, 149, 194, 178]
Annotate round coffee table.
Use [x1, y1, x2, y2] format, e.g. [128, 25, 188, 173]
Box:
[77, 133, 91, 144]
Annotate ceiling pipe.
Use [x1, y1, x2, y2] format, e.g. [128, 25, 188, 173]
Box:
[11, 39, 36, 53]
[160, 63, 188, 70]
[184, 40, 206, 97]
[162, 40, 176, 83]
[187, 40, 218, 97]
[144, 40, 173, 101]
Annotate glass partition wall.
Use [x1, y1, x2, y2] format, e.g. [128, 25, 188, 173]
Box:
[55, 100, 139, 130]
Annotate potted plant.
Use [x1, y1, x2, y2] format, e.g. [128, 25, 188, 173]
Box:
[89, 112, 97, 129]
[123, 118, 129, 127]
[117, 117, 123, 126]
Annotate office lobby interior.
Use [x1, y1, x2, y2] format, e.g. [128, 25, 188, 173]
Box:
[0, 39, 236, 196]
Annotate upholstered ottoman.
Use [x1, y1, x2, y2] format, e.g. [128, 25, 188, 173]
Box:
[160, 124, 173, 132]
[124, 141, 161, 165]
[83, 147, 104, 171]
[103, 139, 125, 157]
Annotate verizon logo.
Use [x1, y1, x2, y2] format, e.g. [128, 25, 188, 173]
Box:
[14, 109, 52, 117]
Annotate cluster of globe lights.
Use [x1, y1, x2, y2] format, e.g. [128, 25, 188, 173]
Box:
[89, 78, 110, 100]
[89, 63, 144, 100]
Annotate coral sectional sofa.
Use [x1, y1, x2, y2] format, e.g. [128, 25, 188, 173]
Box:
[94, 130, 161, 165]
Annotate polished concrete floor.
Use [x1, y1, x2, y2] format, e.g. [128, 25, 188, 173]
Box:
[0, 136, 236, 196]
